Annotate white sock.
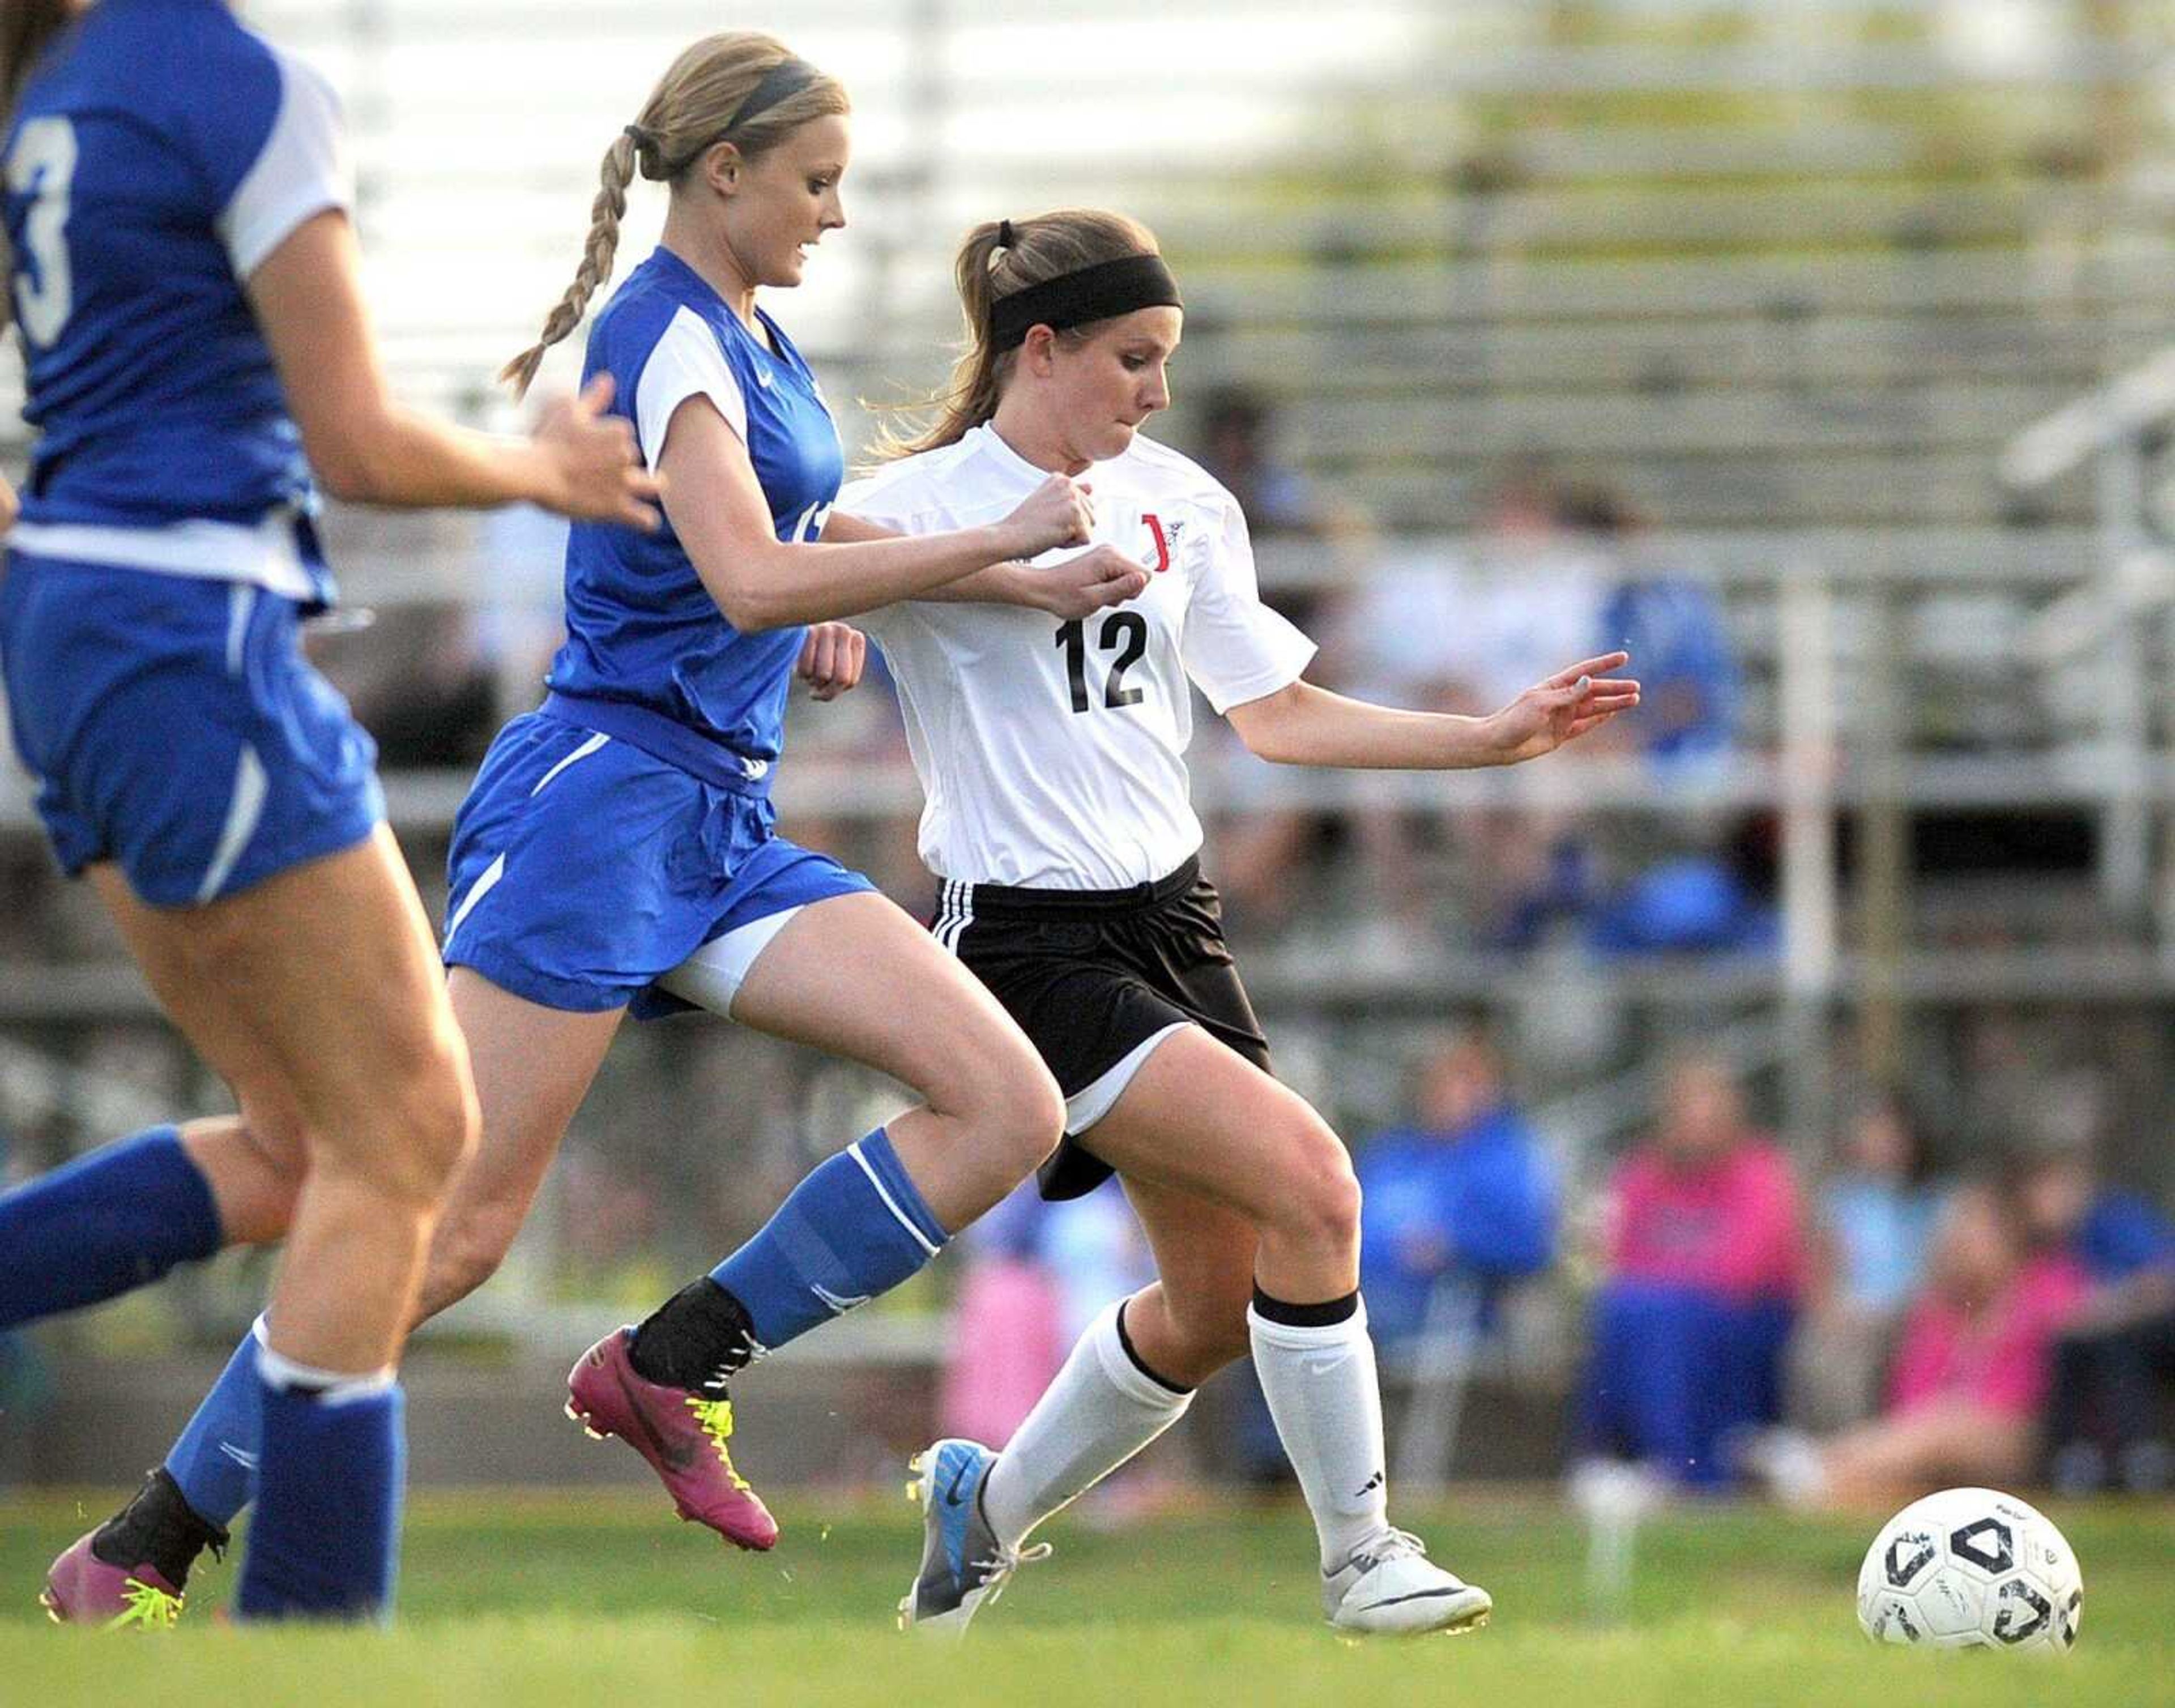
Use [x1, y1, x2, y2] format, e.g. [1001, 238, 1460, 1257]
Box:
[980, 1297, 1192, 1549]
[1247, 1295, 1390, 1572]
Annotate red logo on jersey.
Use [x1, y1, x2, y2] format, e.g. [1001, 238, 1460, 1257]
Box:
[1144, 513, 1172, 573]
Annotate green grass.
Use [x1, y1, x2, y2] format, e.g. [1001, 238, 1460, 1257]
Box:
[0, 1489, 2169, 1707]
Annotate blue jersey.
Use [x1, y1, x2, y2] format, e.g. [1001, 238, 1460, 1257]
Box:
[549, 247, 844, 770]
[3, 0, 348, 603]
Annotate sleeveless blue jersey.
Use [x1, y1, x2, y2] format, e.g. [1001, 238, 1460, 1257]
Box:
[548, 247, 844, 769]
[3, 0, 348, 603]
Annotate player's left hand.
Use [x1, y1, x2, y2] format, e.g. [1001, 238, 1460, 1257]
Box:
[797, 622, 867, 701]
[1482, 651, 1640, 762]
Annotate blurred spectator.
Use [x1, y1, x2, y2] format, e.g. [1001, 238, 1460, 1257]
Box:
[1572, 1052, 1805, 1489]
[2018, 1141, 2175, 1494]
[1558, 482, 1738, 769]
[1751, 1181, 2086, 1506]
[1189, 385, 1369, 937]
[1329, 458, 1609, 945]
[1357, 1030, 1558, 1348]
[1788, 1091, 1943, 1430]
[938, 1181, 1067, 1450]
[1550, 481, 1773, 958]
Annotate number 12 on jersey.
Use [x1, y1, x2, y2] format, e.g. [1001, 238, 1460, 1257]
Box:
[1056, 613, 1149, 714]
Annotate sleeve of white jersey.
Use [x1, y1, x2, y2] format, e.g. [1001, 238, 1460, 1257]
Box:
[217, 52, 353, 281]
[1182, 494, 1317, 714]
[831, 472, 923, 640]
[636, 308, 750, 472]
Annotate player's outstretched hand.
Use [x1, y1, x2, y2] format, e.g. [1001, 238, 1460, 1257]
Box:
[529, 374, 665, 531]
[1034, 544, 1152, 618]
[999, 472, 1095, 558]
[797, 622, 867, 702]
[1482, 651, 1640, 763]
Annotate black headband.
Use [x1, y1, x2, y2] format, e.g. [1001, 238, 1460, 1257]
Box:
[988, 254, 1183, 352]
[655, 57, 825, 175]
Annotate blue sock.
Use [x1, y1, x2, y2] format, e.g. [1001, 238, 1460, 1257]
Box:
[711, 1128, 947, 1353]
[164, 1321, 267, 1528]
[234, 1367, 404, 1623]
[0, 1126, 222, 1331]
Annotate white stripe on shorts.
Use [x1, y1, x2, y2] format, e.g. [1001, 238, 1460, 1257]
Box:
[935, 878, 974, 954]
[442, 851, 506, 949]
[194, 742, 269, 904]
[529, 731, 611, 796]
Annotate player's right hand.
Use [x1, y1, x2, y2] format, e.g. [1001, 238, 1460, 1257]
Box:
[999, 472, 1095, 558]
[530, 374, 665, 531]
[1036, 544, 1150, 617]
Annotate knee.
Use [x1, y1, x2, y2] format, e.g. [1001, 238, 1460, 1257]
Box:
[362, 1023, 482, 1207]
[973, 1047, 1066, 1178]
[419, 1203, 521, 1320]
[1263, 1119, 1362, 1257]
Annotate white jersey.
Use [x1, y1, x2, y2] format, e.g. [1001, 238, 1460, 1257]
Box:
[844, 424, 1315, 890]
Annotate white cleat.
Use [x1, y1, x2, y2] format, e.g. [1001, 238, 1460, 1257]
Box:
[1322, 1530, 1492, 1637]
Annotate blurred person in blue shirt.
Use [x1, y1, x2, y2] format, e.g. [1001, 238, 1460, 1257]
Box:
[1557, 483, 1737, 770]
[1789, 1091, 1942, 1430]
[2020, 1138, 2175, 1493]
[1357, 1031, 1558, 1348]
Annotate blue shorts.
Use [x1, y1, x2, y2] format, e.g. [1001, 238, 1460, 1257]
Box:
[0, 557, 383, 907]
[440, 699, 873, 1018]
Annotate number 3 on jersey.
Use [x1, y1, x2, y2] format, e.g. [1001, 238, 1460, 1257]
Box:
[7, 116, 77, 349]
[1056, 613, 1148, 714]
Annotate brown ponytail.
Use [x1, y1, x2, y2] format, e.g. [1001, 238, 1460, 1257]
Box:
[2, 0, 74, 121]
[873, 208, 1161, 462]
[500, 31, 848, 398]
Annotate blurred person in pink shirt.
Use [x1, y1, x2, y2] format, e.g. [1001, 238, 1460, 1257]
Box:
[1750, 1181, 2086, 1506]
[1572, 1051, 1805, 1489]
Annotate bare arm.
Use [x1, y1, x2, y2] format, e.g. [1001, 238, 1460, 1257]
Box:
[248, 211, 659, 527]
[661, 399, 1091, 632]
[821, 509, 1148, 618]
[0, 475, 15, 533]
[1226, 653, 1640, 769]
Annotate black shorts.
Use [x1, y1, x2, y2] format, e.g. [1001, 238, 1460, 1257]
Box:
[933, 855, 1272, 1201]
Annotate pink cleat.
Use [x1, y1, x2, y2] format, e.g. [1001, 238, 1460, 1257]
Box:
[566, 1329, 780, 1551]
[41, 1534, 186, 1629]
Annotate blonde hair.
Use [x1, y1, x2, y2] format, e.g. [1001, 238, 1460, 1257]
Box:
[875, 208, 1162, 462]
[501, 32, 849, 397]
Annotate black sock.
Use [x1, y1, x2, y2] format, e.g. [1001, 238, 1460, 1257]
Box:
[626, 1278, 760, 1391]
[1249, 1286, 1359, 1329]
[88, 1467, 229, 1589]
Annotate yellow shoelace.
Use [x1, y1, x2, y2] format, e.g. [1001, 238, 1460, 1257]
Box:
[106, 1577, 184, 1630]
[684, 1396, 756, 1493]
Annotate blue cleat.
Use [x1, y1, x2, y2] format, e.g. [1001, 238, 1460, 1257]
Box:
[898, 1438, 1048, 1638]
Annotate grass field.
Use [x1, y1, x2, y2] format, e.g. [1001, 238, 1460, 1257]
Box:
[0, 1488, 2169, 1707]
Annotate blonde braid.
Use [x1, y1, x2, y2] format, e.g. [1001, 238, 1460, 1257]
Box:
[500, 132, 638, 398]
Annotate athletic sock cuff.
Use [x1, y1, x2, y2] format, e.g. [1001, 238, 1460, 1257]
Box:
[1090, 1301, 1193, 1411]
[1114, 1297, 1195, 1397]
[850, 1128, 949, 1252]
[1249, 1287, 1360, 1329]
[1247, 1293, 1369, 1348]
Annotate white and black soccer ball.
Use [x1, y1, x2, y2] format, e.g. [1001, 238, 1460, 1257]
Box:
[1857, 1487, 2082, 1653]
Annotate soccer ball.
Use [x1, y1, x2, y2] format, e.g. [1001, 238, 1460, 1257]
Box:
[1857, 1487, 2082, 1652]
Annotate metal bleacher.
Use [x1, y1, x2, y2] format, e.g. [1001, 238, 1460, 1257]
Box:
[0, 0, 2169, 1229]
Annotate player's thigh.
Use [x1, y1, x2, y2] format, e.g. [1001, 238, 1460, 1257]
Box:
[727, 890, 1052, 1114]
[433, 968, 623, 1252]
[89, 826, 472, 1177]
[1087, 1026, 1351, 1226]
[1123, 1173, 1259, 1343]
